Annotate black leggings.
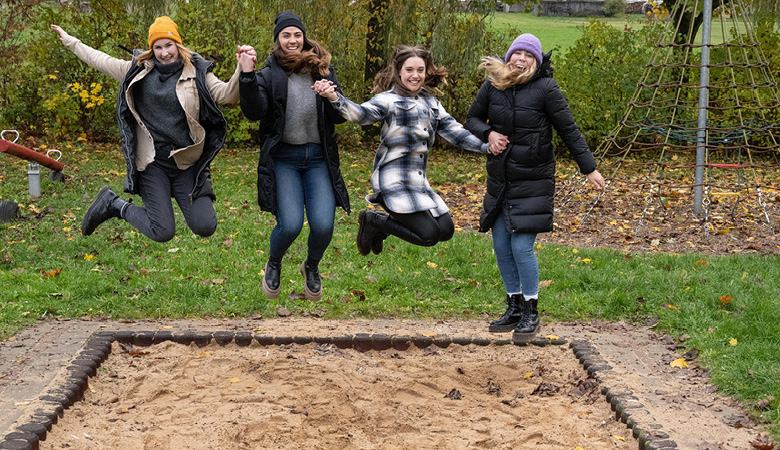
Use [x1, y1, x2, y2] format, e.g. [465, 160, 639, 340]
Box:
[385, 209, 454, 247]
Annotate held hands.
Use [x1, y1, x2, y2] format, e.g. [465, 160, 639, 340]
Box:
[487, 131, 509, 156]
[312, 79, 338, 101]
[50, 24, 70, 42]
[587, 170, 606, 190]
[236, 45, 257, 72]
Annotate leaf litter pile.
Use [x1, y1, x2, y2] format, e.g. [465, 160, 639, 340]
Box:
[40, 340, 633, 449]
[438, 159, 780, 255]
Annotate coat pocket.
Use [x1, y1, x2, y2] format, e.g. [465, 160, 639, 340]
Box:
[393, 101, 418, 127]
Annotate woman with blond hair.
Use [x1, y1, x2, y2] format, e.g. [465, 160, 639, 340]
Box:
[467, 34, 605, 341]
[51, 17, 254, 242]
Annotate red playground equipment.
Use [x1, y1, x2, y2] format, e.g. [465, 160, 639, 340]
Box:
[1, 130, 65, 197]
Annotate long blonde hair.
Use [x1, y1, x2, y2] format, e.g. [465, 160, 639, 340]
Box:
[136, 42, 194, 69]
[372, 45, 447, 96]
[479, 56, 537, 91]
[272, 37, 331, 77]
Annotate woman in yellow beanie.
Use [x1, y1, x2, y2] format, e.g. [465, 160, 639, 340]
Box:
[50, 18, 256, 242]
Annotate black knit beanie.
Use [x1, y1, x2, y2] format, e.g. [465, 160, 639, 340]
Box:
[273, 10, 306, 41]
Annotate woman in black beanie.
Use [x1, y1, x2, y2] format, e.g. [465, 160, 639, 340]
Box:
[238, 11, 349, 302]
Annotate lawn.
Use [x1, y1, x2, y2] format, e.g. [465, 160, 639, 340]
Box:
[489, 12, 651, 52]
[1, 139, 779, 438]
[490, 11, 758, 53]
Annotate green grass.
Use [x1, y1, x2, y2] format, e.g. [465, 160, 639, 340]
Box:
[2, 140, 780, 438]
[489, 12, 757, 53]
[488, 12, 650, 52]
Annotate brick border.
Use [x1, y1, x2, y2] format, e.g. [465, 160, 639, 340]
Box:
[569, 339, 679, 450]
[3, 330, 670, 449]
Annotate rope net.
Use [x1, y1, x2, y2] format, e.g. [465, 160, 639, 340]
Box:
[555, 0, 780, 251]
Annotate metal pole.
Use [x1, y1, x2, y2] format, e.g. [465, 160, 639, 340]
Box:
[694, 0, 713, 215]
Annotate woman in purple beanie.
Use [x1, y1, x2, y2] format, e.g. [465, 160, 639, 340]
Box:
[466, 33, 605, 342]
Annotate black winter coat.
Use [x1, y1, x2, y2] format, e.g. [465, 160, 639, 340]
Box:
[238, 55, 350, 215]
[117, 52, 226, 202]
[466, 52, 596, 234]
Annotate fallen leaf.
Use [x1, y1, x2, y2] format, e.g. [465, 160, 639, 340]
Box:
[545, 335, 560, 340]
[445, 388, 462, 400]
[670, 358, 689, 369]
[730, 338, 738, 346]
[756, 396, 775, 410]
[614, 435, 626, 441]
[41, 268, 61, 278]
[230, 377, 241, 383]
[749, 434, 775, 450]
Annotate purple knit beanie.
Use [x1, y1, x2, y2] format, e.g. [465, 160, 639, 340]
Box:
[504, 33, 543, 66]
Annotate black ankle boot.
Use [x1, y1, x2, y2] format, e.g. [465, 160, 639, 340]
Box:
[357, 209, 388, 256]
[262, 257, 282, 299]
[488, 294, 524, 332]
[300, 258, 322, 301]
[513, 298, 540, 340]
[370, 230, 389, 255]
[81, 186, 122, 236]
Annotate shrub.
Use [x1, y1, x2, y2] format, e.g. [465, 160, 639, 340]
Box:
[4, 0, 512, 147]
[603, 0, 627, 17]
[554, 17, 666, 148]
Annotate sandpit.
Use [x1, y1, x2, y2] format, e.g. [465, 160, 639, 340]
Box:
[38, 339, 634, 449]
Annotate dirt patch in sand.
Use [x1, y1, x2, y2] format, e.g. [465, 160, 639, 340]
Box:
[39, 339, 633, 450]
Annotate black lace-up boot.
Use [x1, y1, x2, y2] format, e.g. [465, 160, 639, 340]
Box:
[300, 258, 322, 301]
[512, 298, 540, 342]
[488, 294, 524, 332]
[262, 256, 282, 299]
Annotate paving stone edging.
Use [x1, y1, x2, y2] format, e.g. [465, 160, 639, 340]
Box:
[2, 330, 666, 450]
[569, 339, 680, 450]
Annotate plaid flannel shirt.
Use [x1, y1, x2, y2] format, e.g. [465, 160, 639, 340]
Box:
[331, 88, 488, 216]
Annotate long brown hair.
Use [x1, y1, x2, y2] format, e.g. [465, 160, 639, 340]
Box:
[136, 42, 194, 69]
[272, 37, 331, 77]
[479, 56, 537, 91]
[372, 45, 447, 96]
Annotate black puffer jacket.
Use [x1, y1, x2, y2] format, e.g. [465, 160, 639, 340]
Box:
[238, 55, 350, 215]
[466, 51, 596, 234]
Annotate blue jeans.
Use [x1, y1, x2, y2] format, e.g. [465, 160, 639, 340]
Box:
[492, 212, 539, 296]
[269, 143, 335, 261]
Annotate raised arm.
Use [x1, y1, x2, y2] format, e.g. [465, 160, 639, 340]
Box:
[238, 56, 271, 121]
[50, 24, 131, 82]
[205, 46, 256, 106]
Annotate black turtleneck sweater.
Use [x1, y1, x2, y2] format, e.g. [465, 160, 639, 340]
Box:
[133, 59, 194, 170]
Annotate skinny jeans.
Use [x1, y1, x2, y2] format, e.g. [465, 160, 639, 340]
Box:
[123, 161, 217, 242]
[491, 211, 539, 296]
[269, 143, 336, 260]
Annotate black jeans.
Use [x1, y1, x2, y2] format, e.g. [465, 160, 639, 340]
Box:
[123, 162, 217, 242]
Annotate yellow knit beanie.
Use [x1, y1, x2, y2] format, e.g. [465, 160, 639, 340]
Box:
[148, 16, 182, 48]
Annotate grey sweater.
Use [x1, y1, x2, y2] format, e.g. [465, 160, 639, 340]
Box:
[281, 72, 320, 145]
